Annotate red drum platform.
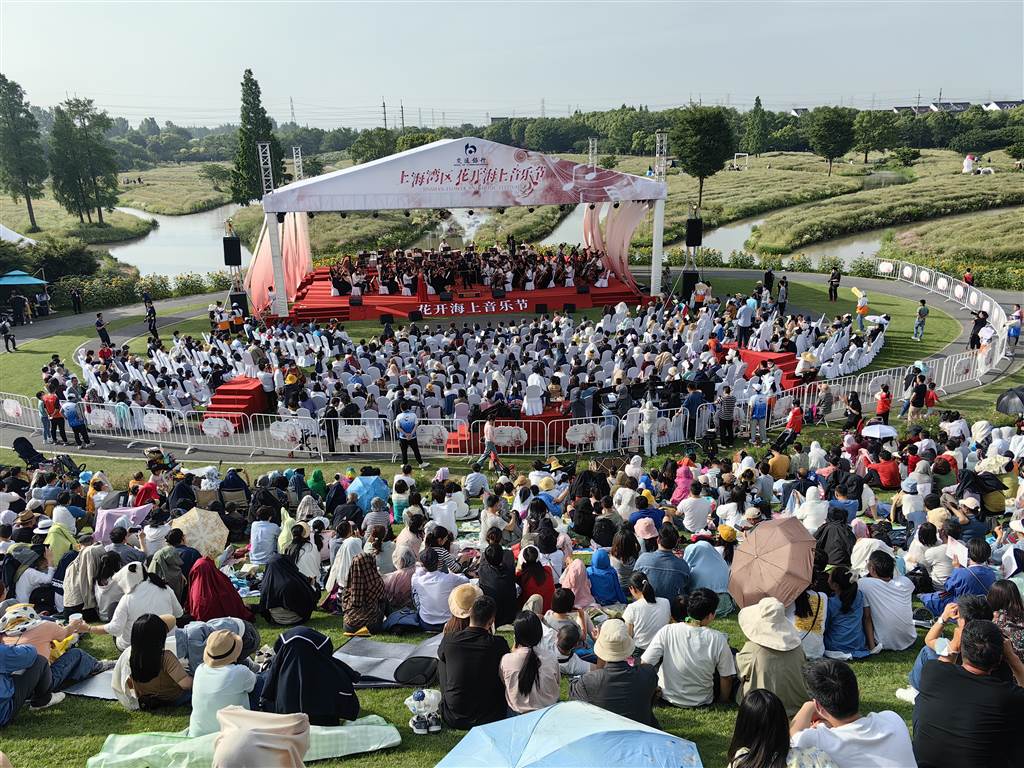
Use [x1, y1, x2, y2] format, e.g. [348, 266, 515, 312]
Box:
[286, 267, 644, 322]
[205, 376, 268, 429]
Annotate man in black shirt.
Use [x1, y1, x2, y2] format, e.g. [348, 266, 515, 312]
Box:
[913, 620, 1024, 768]
[908, 374, 928, 423]
[437, 595, 510, 729]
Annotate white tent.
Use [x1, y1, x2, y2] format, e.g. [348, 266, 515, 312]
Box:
[259, 137, 667, 316]
[0, 223, 37, 247]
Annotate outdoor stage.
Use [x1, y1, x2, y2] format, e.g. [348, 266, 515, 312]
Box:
[286, 267, 644, 322]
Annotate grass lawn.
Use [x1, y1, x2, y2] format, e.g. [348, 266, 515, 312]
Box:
[705, 278, 960, 371]
[472, 204, 572, 246]
[117, 163, 232, 215]
[0, 192, 156, 245]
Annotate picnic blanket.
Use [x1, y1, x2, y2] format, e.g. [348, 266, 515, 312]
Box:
[64, 669, 118, 700]
[85, 715, 401, 768]
[332, 634, 443, 688]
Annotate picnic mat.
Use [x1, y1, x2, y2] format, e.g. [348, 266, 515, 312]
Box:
[332, 634, 443, 688]
[65, 669, 118, 700]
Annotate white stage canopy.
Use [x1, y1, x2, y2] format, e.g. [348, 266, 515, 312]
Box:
[0, 223, 37, 247]
[258, 137, 668, 315]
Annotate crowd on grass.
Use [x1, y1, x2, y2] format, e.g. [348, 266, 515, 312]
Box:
[1, 400, 1023, 766]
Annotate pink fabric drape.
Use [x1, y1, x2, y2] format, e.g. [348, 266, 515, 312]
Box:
[601, 201, 648, 291]
[583, 203, 606, 253]
[244, 213, 313, 314]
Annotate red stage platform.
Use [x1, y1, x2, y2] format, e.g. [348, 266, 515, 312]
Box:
[205, 377, 268, 430]
[286, 267, 644, 322]
[722, 345, 802, 390]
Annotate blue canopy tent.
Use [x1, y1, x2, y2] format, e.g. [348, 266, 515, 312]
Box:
[0, 270, 46, 287]
[436, 701, 703, 768]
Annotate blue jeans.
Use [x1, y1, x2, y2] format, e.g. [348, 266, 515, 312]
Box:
[913, 319, 925, 339]
[50, 647, 101, 691]
[40, 414, 51, 443]
[857, 314, 865, 331]
[909, 645, 939, 689]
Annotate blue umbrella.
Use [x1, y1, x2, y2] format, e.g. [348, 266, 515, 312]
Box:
[437, 701, 703, 768]
[0, 269, 46, 287]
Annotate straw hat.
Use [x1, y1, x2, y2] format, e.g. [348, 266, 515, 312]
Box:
[926, 507, 950, 528]
[204, 630, 243, 668]
[514, 475, 530, 488]
[539, 477, 555, 491]
[594, 619, 635, 663]
[738, 597, 802, 652]
[548, 458, 563, 471]
[447, 583, 483, 619]
[634, 517, 657, 540]
[15, 510, 36, 527]
[25, 498, 43, 512]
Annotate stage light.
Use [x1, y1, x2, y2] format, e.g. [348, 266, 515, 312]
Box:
[588, 203, 596, 210]
[496, 208, 505, 215]
[528, 207, 535, 213]
[403, 210, 410, 217]
[371, 211, 379, 218]
[613, 202, 619, 209]
[306, 212, 315, 219]
[275, 212, 285, 223]
[339, 212, 347, 218]
[468, 210, 474, 216]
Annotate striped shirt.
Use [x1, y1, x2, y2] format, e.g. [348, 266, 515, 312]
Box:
[716, 395, 737, 421]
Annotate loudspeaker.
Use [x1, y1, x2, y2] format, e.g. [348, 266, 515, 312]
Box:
[680, 270, 700, 298]
[536, 303, 548, 314]
[349, 295, 363, 306]
[409, 310, 423, 322]
[576, 284, 590, 294]
[564, 303, 576, 313]
[379, 314, 394, 325]
[223, 236, 242, 266]
[491, 287, 506, 299]
[439, 291, 453, 301]
[685, 217, 703, 248]
[228, 291, 249, 317]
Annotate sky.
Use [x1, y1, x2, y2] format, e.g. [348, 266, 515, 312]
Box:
[2, 0, 1022, 128]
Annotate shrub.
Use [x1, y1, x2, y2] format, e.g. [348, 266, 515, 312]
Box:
[598, 154, 618, 169]
[206, 271, 234, 291]
[729, 250, 757, 269]
[696, 248, 725, 268]
[817, 256, 843, 275]
[758, 254, 783, 271]
[786, 254, 813, 273]
[890, 147, 920, 167]
[137, 275, 173, 301]
[849, 256, 877, 278]
[174, 273, 207, 296]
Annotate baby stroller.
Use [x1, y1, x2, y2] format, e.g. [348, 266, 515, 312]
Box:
[52, 453, 86, 478]
[12, 436, 49, 471]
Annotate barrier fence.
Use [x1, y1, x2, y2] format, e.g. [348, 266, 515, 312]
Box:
[0, 257, 1011, 461]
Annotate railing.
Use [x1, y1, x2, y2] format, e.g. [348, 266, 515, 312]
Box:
[1, 258, 1011, 461]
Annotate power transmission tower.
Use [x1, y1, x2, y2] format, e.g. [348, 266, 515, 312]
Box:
[382, 99, 388, 129]
[540, 97, 545, 117]
[418, 108, 422, 126]
[431, 108, 435, 127]
[400, 101, 405, 131]
[289, 97, 296, 124]
[441, 111, 445, 126]
[292, 146, 304, 180]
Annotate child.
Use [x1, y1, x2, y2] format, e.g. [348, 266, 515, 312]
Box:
[924, 381, 940, 415]
[555, 624, 593, 676]
[544, 587, 597, 642]
[874, 385, 892, 425]
[392, 479, 410, 523]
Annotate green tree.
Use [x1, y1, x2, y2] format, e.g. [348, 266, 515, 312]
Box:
[49, 98, 119, 224]
[302, 155, 325, 176]
[395, 131, 438, 153]
[669, 106, 736, 206]
[230, 69, 285, 205]
[349, 128, 396, 164]
[598, 154, 618, 169]
[138, 117, 160, 136]
[198, 163, 231, 190]
[805, 106, 856, 175]
[0, 75, 49, 231]
[743, 96, 769, 156]
[1007, 140, 1024, 160]
[853, 110, 898, 162]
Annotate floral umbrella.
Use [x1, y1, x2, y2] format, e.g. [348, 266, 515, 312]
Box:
[171, 507, 228, 558]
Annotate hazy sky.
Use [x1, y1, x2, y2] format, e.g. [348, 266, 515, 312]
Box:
[2, 1, 1021, 128]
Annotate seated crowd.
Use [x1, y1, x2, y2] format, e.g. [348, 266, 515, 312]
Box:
[1, 403, 1023, 766]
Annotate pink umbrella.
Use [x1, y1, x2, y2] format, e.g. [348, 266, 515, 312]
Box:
[728, 517, 815, 609]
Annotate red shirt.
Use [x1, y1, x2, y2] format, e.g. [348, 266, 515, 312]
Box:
[866, 459, 901, 489]
[925, 390, 939, 407]
[517, 566, 555, 613]
[42, 393, 62, 420]
[786, 408, 803, 433]
[875, 393, 892, 414]
[907, 455, 921, 473]
[98, 346, 113, 362]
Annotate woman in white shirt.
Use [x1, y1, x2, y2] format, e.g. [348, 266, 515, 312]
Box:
[285, 521, 322, 586]
[82, 561, 183, 650]
[141, 509, 172, 557]
[622, 572, 670, 653]
[794, 487, 829, 533]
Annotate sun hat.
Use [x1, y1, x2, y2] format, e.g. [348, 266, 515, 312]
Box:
[203, 630, 243, 668]
[717, 524, 737, 543]
[0, 604, 45, 636]
[32, 518, 53, 535]
[744, 507, 762, 521]
[634, 517, 658, 540]
[593, 619, 635, 663]
[15, 510, 36, 527]
[294, 521, 311, 539]
[25, 498, 43, 512]
[539, 477, 555, 492]
[514, 474, 530, 488]
[900, 478, 918, 494]
[548, 458, 563, 471]
[960, 497, 980, 510]
[738, 597, 803, 652]
[926, 507, 950, 527]
[447, 583, 483, 619]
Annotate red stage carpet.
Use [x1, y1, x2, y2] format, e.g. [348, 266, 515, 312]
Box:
[285, 268, 643, 322]
[206, 377, 268, 429]
[722, 345, 802, 390]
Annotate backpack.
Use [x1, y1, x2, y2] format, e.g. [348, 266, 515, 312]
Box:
[751, 396, 767, 420]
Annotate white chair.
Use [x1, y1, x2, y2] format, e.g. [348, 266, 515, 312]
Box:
[522, 385, 544, 416]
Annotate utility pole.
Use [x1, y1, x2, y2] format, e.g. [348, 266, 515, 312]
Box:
[382, 99, 388, 129]
[540, 97, 545, 117]
[431, 108, 435, 127]
[441, 111, 445, 127]
[289, 97, 296, 124]
[937, 87, 943, 108]
[418, 108, 422, 126]
[400, 101, 405, 132]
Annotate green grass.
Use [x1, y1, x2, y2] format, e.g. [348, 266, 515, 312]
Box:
[117, 163, 232, 215]
[707, 278, 960, 371]
[746, 160, 1024, 255]
[880, 206, 1024, 291]
[0, 191, 156, 244]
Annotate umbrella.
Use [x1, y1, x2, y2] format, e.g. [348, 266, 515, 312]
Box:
[861, 423, 898, 439]
[729, 517, 814, 609]
[436, 701, 701, 768]
[171, 507, 228, 558]
[996, 387, 1024, 416]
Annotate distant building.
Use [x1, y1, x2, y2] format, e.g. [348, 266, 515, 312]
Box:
[489, 116, 509, 124]
[789, 108, 808, 117]
[983, 100, 1024, 111]
[929, 101, 972, 113]
[892, 105, 932, 115]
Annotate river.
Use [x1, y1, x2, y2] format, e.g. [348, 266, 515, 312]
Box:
[108, 204, 251, 276]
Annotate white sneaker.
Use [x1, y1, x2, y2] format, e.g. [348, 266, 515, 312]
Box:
[30, 691, 65, 711]
[419, 462, 430, 469]
[895, 687, 918, 705]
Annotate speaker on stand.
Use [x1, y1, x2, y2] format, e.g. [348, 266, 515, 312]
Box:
[671, 215, 703, 300]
